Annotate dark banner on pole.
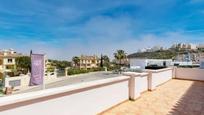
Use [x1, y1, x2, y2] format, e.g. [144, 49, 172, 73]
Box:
[30, 54, 44, 86]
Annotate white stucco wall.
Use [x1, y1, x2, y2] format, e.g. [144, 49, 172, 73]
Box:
[129, 59, 147, 69]
[136, 74, 148, 92]
[129, 58, 172, 69]
[147, 68, 173, 90]
[4, 73, 59, 89]
[0, 76, 129, 115]
[44, 72, 58, 84]
[123, 72, 148, 100]
[176, 68, 204, 81]
[4, 75, 30, 88]
[124, 68, 173, 99]
[171, 61, 193, 66]
[3, 58, 15, 65]
[133, 74, 148, 99]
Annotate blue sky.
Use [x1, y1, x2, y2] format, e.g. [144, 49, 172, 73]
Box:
[0, 0, 204, 60]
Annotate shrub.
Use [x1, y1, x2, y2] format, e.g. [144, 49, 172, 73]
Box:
[67, 68, 88, 75]
[107, 65, 120, 71]
[89, 67, 104, 72]
[67, 67, 105, 75]
[46, 67, 55, 73]
[0, 86, 3, 96]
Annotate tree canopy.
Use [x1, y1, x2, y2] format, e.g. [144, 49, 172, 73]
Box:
[72, 56, 80, 67]
[114, 50, 127, 65]
[15, 56, 31, 73]
[48, 59, 71, 69]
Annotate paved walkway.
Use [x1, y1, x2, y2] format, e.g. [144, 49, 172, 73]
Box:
[101, 79, 204, 115]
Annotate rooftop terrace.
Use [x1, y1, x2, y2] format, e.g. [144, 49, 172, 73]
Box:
[0, 67, 204, 115]
[101, 79, 204, 115]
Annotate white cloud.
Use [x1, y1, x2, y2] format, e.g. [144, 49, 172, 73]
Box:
[79, 16, 134, 40]
[0, 30, 201, 61]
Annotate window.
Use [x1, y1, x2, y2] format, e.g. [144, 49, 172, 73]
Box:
[8, 59, 13, 63]
[92, 60, 95, 63]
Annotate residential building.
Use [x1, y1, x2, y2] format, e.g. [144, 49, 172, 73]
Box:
[0, 49, 21, 79]
[127, 52, 172, 69]
[171, 43, 197, 50]
[45, 59, 51, 69]
[198, 52, 204, 60]
[128, 58, 172, 69]
[139, 46, 163, 53]
[149, 46, 163, 52]
[45, 59, 55, 73]
[174, 52, 204, 64]
[79, 55, 101, 69]
[197, 44, 204, 51]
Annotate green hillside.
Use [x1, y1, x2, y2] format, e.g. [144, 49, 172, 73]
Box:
[127, 50, 177, 59]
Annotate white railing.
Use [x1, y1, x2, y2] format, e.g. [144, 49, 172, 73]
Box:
[147, 68, 173, 90]
[123, 68, 173, 100]
[123, 72, 149, 100]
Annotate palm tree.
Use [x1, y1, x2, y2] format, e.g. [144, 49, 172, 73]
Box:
[72, 56, 80, 67]
[114, 50, 126, 66]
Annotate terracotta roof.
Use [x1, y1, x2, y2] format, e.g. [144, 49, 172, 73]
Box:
[0, 53, 21, 58]
[80, 55, 100, 60]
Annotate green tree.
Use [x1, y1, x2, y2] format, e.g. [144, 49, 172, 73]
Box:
[102, 55, 110, 62]
[72, 56, 80, 67]
[49, 60, 71, 69]
[56, 61, 70, 68]
[15, 56, 31, 73]
[102, 55, 110, 67]
[114, 50, 126, 66]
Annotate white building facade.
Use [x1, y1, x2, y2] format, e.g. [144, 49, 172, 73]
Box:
[0, 49, 20, 79]
[129, 58, 172, 69]
[79, 55, 101, 69]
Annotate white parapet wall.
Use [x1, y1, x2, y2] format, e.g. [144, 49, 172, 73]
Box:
[4, 75, 30, 89]
[176, 68, 204, 81]
[4, 73, 59, 89]
[0, 76, 130, 115]
[147, 68, 173, 90]
[123, 72, 149, 100]
[44, 72, 58, 84]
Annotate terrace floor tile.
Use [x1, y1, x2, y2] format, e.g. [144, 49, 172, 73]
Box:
[100, 79, 204, 115]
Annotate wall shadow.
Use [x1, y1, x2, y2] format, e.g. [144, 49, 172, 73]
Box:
[168, 80, 204, 115]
